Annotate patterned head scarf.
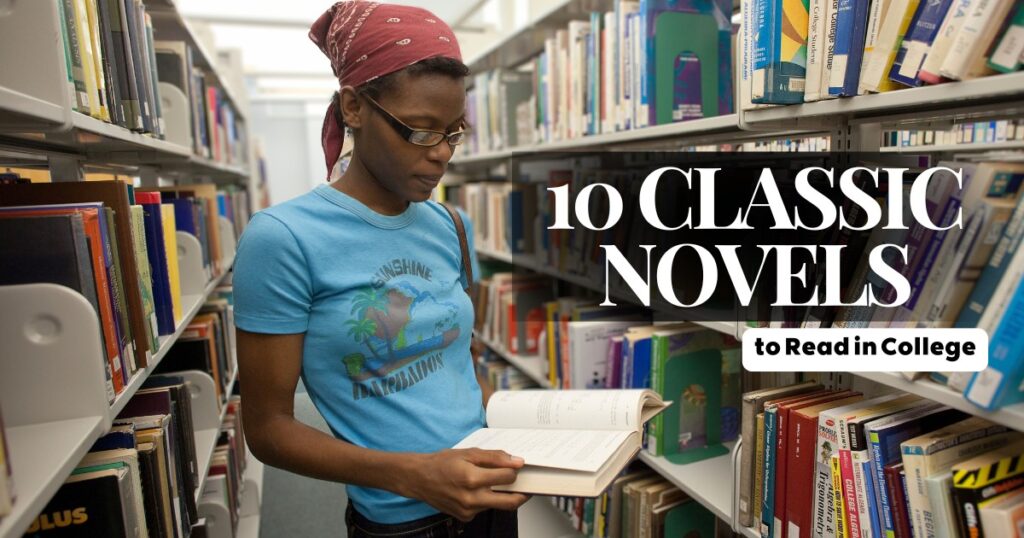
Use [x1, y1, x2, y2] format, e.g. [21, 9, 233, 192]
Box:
[309, 1, 463, 179]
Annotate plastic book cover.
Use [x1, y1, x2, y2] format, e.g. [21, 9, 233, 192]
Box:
[766, 0, 809, 102]
[828, 0, 871, 95]
[642, 0, 732, 123]
[663, 348, 728, 464]
[888, 0, 956, 86]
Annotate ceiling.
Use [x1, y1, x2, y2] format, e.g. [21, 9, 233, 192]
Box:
[174, 0, 500, 101]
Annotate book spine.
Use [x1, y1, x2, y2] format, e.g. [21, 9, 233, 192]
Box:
[870, 433, 897, 536]
[939, 0, 1004, 79]
[766, 0, 808, 102]
[890, 192, 963, 324]
[805, 0, 827, 101]
[900, 447, 930, 538]
[956, 195, 1024, 327]
[774, 409, 791, 538]
[964, 276, 1024, 409]
[762, 408, 779, 538]
[812, 416, 840, 538]
[841, 449, 863, 538]
[987, 2, 1024, 72]
[59, 0, 91, 113]
[756, 413, 767, 524]
[741, 397, 759, 527]
[822, 0, 841, 97]
[889, 0, 955, 85]
[828, 0, 866, 96]
[786, 413, 815, 538]
[917, 0, 974, 82]
[858, 0, 888, 93]
[751, 0, 770, 102]
[853, 450, 881, 538]
[83, 0, 111, 122]
[884, 465, 911, 538]
[647, 336, 665, 457]
[833, 455, 850, 538]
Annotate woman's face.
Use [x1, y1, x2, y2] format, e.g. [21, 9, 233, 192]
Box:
[349, 70, 466, 203]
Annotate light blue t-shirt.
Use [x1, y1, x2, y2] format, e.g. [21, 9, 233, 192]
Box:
[233, 184, 484, 524]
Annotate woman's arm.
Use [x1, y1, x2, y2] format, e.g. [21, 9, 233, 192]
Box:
[237, 329, 528, 521]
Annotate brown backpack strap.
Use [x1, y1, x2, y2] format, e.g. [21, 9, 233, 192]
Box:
[441, 202, 474, 293]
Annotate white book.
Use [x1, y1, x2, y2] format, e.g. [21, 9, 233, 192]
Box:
[940, 0, 1016, 79]
[918, 0, 978, 81]
[806, 0, 830, 100]
[860, 0, 916, 92]
[923, 472, 958, 538]
[901, 419, 1019, 538]
[979, 488, 1024, 537]
[859, 0, 892, 93]
[603, 11, 617, 135]
[454, 389, 669, 496]
[568, 321, 639, 390]
[821, 0, 842, 97]
[617, 2, 639, 131]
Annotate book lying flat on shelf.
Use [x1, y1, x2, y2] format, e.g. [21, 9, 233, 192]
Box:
[454, 389, 669, 497]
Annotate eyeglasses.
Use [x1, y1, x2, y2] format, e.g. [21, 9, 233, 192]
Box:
[363, 95, 467, 147]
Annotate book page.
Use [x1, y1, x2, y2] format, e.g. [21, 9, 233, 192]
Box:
[454, 428, 633, 473]
[485, 389, 654, 431]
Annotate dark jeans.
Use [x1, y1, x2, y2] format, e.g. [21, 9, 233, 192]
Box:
[345, 503, 518, 538]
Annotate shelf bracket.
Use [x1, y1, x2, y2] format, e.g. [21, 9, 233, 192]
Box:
[47, 154, 83, 182]
[139, 165, 161, 187]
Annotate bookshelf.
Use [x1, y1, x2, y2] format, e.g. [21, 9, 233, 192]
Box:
[478, 334, 552, 388]
[0, 0, 261, 535]
[0, 249, 240, 538]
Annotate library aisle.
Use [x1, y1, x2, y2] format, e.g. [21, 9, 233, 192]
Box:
[2, 0, 1024, 537]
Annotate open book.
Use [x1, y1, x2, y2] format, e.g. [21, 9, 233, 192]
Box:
[453, 389, 670, 497]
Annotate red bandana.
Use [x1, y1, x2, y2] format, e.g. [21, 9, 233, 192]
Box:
[309, 1, 463, 179]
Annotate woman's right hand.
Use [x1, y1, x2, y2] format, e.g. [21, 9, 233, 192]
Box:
[402, 448, 531, 521]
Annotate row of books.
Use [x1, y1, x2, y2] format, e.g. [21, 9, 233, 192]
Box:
[738, 0, 1024, 107]
[0, 180, 247, 404]
[740, 381, 1024, 538]
[473, 274, 752, 460]
[881, 119, 1024, 148]
[548, 468, 723, 538]
[197, 396, 248, 538]
[56, 0, 246, 164]
[476, 350, 540, 390]
[454, 156, 1024, 410]
[464, 0, 734, 154]
[22, 288, 239, 537]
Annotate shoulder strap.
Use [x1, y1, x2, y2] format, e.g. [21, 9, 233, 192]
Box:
[440, 202, 474, 292]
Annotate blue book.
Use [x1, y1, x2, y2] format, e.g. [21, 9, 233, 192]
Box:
[751, 0, 771, 103]
[89, 425, 137, 452]
[965, 277, 1024, 409]
[828, 0, 870, 96]
[956, 194, 1024, 327]
[170, 198, 198, 237]
[761, 405, 779, 538]
[865, 406, 966, 536]
[888, 0, 954, 87]
[630, 335, 654, 389]
[505, 190, 523, 254]
[137, 193, 175, 335]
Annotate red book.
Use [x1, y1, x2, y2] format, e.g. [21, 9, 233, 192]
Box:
[773, 391, 860, 538]
[785, 393, 866, 538]
[840, 448, 862, 538]
[885, 463, 912, 538]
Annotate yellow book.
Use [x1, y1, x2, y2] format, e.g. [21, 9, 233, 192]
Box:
[83, 0, 110, 122]
[161, 204, 183, 323]
[72, 0, 100, 117]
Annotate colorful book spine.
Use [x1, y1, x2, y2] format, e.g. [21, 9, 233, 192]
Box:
[956, 194, 1024, 328]
[917, 0, 975, 83]
[964, 274, 1024, 410]
[888, 0, 956, 86]
[766, 0, 809, 102]
[987, 2, 1024, 72]
[762, 406, 780, 538]
[828, 0, 871, 96]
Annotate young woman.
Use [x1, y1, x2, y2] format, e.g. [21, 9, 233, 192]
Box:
[232, 2, 527, 536]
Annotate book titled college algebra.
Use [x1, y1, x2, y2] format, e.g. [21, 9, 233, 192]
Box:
[454, 389, 669, 497]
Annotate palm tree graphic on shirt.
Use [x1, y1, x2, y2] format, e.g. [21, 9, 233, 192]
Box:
[342, 284, 460, 381]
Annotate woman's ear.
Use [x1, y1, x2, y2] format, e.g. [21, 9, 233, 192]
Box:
[339, 86, 364, 129]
